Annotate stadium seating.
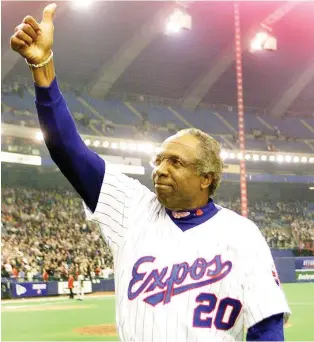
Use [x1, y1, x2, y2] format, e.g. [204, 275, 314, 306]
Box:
[2, 84, 314, 153]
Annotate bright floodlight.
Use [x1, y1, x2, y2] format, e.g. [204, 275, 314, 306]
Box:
[154, 146, 161, 154]
[250, 31, 277, 52]
[220, 150, 229, 160]
[261, 155, 267, 161]
[128, 143, 137, 151]
[84, 139, 91, 146]
[277, 155, 284, 163]
[166, 22, 181, 34]
[293, 156, 299, 163]
[165, 9, 192, 34]
[35, 131, 44, 141]
[111, 142, 118, 149]
[119, 142, 127, 150]
[309, 157, 314, 164]
[245, 154, 251, 160]
[144, 144, 154, 154]
[102, 141, 110, 148]
[237, 153, 243, 160]
[301, 156, 308, 163]
[285, 155, 292, 162]
[71, 0, 93, 9]
[93, 140, 100, 147]
[229, 152, 235, 159]
[253, 154, 260, 161]
[136, 144, 143, 152]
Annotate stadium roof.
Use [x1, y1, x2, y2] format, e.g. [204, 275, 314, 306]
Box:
[2, 1, 314, 117]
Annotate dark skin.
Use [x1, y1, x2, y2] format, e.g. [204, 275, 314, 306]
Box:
[152, 134, 212, 211]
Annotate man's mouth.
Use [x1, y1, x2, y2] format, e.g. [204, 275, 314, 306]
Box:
[155, 183, 172, 189]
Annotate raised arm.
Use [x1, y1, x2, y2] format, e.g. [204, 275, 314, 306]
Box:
[10, 3, 105, 211]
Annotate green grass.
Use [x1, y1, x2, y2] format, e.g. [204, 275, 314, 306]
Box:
[2, 284, 314, 341]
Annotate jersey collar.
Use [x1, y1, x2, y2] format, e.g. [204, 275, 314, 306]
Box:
[165, 199, 220, 232]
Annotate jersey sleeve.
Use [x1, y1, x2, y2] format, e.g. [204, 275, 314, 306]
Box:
[84, 162, 155, 252]
[242, 222, 291, 329]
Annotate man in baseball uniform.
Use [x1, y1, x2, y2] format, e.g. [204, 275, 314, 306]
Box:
[10, 3, 290, 341]
[77, 269, 85, 301]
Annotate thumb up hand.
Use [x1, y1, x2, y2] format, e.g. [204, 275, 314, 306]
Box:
[10, 3, 57, 65]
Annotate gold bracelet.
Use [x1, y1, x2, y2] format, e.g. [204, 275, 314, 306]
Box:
[26, 51, 54, 69]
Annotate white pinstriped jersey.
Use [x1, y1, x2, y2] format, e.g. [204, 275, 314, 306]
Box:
[84, 164, 290, 342]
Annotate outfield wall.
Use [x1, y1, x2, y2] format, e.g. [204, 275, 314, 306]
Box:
[274, 256, 314, 283]
[2, 257, 313, 299]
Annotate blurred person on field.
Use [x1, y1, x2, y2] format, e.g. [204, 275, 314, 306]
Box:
[77, 268, 85, 301]
[68, 272, 75, 299]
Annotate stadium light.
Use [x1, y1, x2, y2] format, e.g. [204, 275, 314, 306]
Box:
[35, 131, 44, 141]
[229, 152, 236, 159]
[250, 31, 277, 52]
[293, 156, 299, 163]
[165, 8, 192, 35]
[166, 22, 181, 34]
[269, 155, 275, 162]
[137, 144, 145, 152]
[84, 139, 91, 146]
[102, 141, 110, 148]
[309, 157, 314, 164]
[261, 155, 267, 161]
[237, 153, 243, 160]
[220, 150, 229, 160]
[142, 144, 154, 154]
[276, 155, 284, 163]
[93, 140, 100, 147]
[128, 143, 137, 151]
[111, 142, 118, 149]
[71, 0, 93, 10]
[154, 146, 161, 154]
[301, 156, 308, 163]
[285, 155, 292, 163]
[244, 153, 251, 160]
[119, 142, 128, 150]
[253, 154, 260, 161]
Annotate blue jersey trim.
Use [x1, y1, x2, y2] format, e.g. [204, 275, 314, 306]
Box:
[165, 199, 220, 232]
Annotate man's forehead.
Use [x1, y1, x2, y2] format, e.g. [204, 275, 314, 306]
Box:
[159, 135, 199, 156]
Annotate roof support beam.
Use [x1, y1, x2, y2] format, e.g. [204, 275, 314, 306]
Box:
[269, 60, 314, 117]
[182, 2, 299, 109]
[89, 4, 175, 99]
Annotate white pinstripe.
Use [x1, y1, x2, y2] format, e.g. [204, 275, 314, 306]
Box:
[84, 165, 291, 342]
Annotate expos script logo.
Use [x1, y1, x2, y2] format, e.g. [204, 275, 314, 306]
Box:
[127, 255, 232, 307]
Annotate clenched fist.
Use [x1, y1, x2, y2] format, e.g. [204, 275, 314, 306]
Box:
[10, 3, 57, 65]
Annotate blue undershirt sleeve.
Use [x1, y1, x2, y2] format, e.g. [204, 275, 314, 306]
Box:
[247, 313, 284, 341]
[34, 77, 105, 212]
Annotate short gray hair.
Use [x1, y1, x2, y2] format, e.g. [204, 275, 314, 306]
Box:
[176, 128, 223, 196]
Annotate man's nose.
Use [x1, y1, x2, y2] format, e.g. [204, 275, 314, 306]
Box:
[155, 159, 170, 177]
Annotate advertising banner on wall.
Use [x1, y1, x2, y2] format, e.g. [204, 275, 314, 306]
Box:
[295, 257, 314, 282]
[12, 282, 48, 298]
[58, 281, 92, 295]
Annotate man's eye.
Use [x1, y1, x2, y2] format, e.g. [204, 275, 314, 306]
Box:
[153, 158, 161, 166]
[170, 158, 181, 165]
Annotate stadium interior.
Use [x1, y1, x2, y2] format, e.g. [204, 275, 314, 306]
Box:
[1, 2, 313, 339]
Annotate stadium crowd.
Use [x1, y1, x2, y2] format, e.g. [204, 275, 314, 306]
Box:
[218, 198, 314, 249]
[1, 188, 113, 282]
[2, 187, 313, 281]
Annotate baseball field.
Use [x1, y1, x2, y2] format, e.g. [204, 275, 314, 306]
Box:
[2, 283, 314, 341]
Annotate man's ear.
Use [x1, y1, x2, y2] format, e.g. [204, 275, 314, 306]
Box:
[200, 173, 213, 190]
